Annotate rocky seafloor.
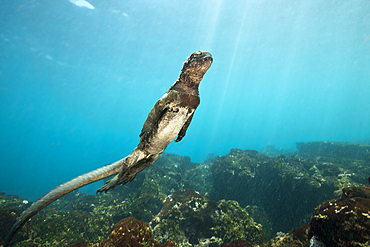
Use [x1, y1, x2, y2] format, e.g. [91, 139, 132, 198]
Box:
[0, 141, 369, 246]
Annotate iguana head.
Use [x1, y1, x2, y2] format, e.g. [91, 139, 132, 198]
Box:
[182, 51, 213, 73]
[171, 51, 212, 95]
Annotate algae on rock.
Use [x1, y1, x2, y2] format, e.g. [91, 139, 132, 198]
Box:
[150, 188, 264, 246]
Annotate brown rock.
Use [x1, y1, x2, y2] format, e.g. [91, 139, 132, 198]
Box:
[221, 239, 252, 247]
[69, 217, 177, 247]
[342, 185, 370, 199]
[309, 186, 370, 246]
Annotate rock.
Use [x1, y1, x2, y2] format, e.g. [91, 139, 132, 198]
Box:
[4, 149, 370, 246]
[309, 185, 370, 246]
[342, 185, 370, 199]
[261, 225, 311, 247]
[99, 217, 160, 246]
[150, 188, 264, 246]
[260, 144, 296, 158]
[209, 149, 337, 234]
[69, 217, 177, 247]
[68, 242, 90, 247]
[220, 239, 252, 246]
[245, 205, 272, 240]
[0, 207, 28, 245]
[296, 141, 370, 160]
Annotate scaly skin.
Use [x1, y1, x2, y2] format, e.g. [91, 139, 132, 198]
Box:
[5, 51, 212, 246]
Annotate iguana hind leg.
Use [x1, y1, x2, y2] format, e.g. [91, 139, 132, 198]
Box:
[96, 148, 160, 194]
[96, 168, 137, 194]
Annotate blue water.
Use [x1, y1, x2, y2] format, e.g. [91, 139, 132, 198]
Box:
[1, 0, 369, 201]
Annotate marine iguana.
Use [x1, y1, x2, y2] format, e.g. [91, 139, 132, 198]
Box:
[5, 51, 212, 245]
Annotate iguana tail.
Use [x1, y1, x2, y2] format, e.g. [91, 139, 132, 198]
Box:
[5, 157, 126, 246]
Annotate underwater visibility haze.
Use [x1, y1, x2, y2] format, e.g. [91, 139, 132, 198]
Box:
[0, 0, 369, 204]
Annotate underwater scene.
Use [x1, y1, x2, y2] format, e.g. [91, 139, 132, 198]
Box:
[1, 0, 370, 246]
